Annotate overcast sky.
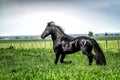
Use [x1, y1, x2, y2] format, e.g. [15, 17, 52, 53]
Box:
[0, 0, 120, 36]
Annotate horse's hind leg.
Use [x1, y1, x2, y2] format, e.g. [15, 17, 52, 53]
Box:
[82, 52, 94, 65]
[88, 53, 94, 65]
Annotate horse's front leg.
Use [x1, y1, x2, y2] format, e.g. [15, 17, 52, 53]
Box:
[54, 53, 61, 64]
[87, 53, 94, 65]
[60, 54, 72, 64]
[60, 54, 66, 63]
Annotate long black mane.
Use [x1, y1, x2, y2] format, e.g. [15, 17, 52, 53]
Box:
[41, 21, 106, 65]
[55, 25, 65, 33]
[53, 23, 74, 41]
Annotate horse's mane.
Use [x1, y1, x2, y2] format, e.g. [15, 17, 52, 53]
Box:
[55, 25, 65, 33]
[48, 21, 65, 33]
[47, 21, 74, 40]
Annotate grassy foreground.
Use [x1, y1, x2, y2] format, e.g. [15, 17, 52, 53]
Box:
[0, 40, 120, 80]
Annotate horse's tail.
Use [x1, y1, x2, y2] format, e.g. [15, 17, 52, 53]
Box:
[91, 39, 106, 65]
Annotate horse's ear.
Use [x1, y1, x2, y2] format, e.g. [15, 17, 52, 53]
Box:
[48, 21, 55, 26]
[50, 21, 55, 25]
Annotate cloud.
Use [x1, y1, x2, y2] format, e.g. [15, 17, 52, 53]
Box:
[72, 0, 120, 10]
[0, 0, 120, 36]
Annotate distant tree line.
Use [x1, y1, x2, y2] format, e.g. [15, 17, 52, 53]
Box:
[88, 31, 120, 37]
[0, 32, 120, 40]
[88, 31, 93, 37]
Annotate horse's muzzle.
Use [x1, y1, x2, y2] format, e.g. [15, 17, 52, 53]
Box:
[41, 34, 45, 39]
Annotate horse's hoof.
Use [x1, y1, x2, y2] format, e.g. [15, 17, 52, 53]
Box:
[68, 61, 72, 63]
[54, 62, 58, 65]
[89, 63, 92, 66]
[65, 61, 72, 64]
[61, 61, 72, 64]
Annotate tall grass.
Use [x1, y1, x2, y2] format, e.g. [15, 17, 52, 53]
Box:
[0, 40, 120, 80]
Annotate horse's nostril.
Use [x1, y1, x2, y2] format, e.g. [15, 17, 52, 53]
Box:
[41, 34, 44, 39]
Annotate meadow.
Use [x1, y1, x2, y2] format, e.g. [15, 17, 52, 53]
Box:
[0, 39, 120, 80]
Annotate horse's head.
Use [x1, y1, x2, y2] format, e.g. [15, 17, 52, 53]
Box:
[41, 21, 55, 39]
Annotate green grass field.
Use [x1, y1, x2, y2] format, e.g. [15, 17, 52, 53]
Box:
[0, 40, 120, 80]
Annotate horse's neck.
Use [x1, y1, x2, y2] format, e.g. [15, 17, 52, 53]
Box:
[51, 31, 65, 42]
[51, 31, 74, 43]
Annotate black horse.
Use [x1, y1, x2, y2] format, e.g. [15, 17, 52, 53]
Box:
[41, 21, 106, 65]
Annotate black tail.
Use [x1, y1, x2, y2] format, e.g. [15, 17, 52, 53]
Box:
[91, 39, 106, 65]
